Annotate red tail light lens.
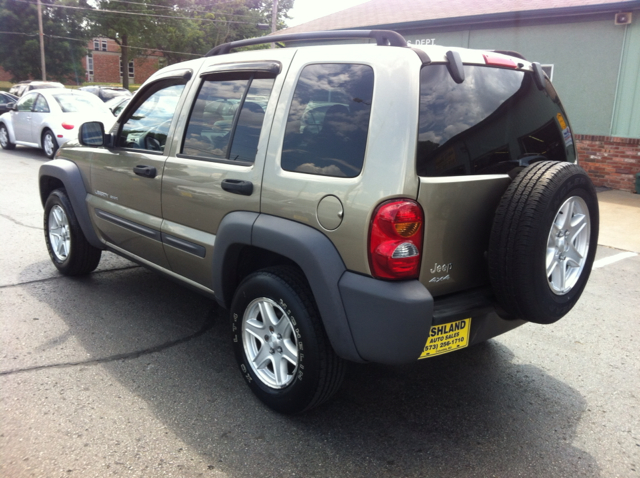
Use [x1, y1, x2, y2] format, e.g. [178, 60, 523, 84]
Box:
[61, 123, 74, 130]
[369, 199, 424, 280]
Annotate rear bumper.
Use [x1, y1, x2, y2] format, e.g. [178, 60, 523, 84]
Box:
[339, 272, 525, 364]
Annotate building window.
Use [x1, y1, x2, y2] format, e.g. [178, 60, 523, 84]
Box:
[119, 59, 135, 79]
[542, 64, 554, 81]
[93, 39, 99, 51]
[101, 40, 107, 51]
[87, 54, 94, 75]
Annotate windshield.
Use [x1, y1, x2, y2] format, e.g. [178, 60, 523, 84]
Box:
[53, 93, 106, 113]
[417, 64, 575, 177]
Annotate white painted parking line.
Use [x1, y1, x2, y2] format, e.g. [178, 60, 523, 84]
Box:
[593, 251, 638, 269]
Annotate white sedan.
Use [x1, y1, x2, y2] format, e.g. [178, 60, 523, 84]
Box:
[0, 89, 113, 158]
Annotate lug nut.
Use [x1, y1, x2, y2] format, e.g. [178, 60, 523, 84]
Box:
[277, 334, 282, 340]
[277, 347, 282, 353]
[269, 348, 275, 354]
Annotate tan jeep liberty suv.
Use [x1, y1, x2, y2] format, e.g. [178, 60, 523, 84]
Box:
[38, 30, 599, 414]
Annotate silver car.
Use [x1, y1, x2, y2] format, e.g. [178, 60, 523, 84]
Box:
[0, 89, 113, 158]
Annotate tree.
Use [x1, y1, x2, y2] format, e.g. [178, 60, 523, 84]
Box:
[0, 0, 91, 83]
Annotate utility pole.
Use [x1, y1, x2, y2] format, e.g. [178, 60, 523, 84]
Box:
[37, 0, 46, 80]
[270, 0, 278, 48]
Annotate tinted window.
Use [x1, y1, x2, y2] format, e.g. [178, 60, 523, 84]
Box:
[182, 75, 274, 163]
[281, 64, 374, 178]
[33, 95, 50, 113]
[119, 83, 185, 152]
[417, 65, 574, 177]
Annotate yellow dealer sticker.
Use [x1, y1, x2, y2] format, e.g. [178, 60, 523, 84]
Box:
[556, 112, 567, 130]
[419, 318, 471, 359]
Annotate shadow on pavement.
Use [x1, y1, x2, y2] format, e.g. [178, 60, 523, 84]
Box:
[19, 264, 599, 477]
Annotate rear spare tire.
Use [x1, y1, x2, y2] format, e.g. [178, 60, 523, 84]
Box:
[488, 161, 598, 324]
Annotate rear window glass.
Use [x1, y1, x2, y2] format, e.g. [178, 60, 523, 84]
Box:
[53, 93, 104, 113]
[281, 63, 374, 178]
[417, 65, 574, 177]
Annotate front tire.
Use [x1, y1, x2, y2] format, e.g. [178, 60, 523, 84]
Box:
[42, 129, 58, 159]
[44, 189, 102, 275]
[488, 161, 599, 324]
[0, 124, 16, 150]
[230, 266, 345, 414]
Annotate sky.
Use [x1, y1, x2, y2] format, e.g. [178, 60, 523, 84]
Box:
[286, 0, 370, 27]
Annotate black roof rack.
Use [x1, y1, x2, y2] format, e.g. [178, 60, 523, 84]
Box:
[205, 30, 407, 57]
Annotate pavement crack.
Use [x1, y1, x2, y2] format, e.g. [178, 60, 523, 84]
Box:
[0, 265, 141, 289]
[0, 213, 42, 230]
[0, 306, 217, 377]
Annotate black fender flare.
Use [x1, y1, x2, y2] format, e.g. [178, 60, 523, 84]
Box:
[212, 212, 364, 363]
[39, 160, 104, 250]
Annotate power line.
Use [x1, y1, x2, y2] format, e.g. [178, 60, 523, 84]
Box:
[100, 0, 261, 20]
[9, 0, 267, 25]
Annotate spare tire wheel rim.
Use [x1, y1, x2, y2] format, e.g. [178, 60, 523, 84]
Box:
[546, 195, 591, 295]
[242, 297, 299, 389]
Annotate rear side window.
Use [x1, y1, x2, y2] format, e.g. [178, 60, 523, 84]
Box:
[182, 73, 274, 163]
[281, 63, 374, 178]
[417, 65, 575, 177]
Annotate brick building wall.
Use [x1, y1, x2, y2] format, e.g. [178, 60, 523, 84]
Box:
[576, 135, 640, 192]
[85, 37, 161, 85]
[0, 67, 12, 82]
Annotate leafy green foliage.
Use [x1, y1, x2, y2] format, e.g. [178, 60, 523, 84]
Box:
[0, 0, 91, 83]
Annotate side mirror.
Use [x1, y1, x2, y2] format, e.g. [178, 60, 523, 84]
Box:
[7, 103, 16, 111]
[79, 122, 105, 147]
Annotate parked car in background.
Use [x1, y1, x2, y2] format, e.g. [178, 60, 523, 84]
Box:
[79, 86, 132, 102]
[11, 81, 65, 97]
[0, 92, 19, 114]
[9, 81, 30, 95]
[104, 95, 131, 116]
[0, 89, 113, 158]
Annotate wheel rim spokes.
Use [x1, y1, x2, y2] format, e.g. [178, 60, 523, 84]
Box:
[44, 134, 54, 156]
[48, 205, 70, 261]
[0, 127, 7, 146]
[546, 196, 591, 295]
[242, 297, 299, 389]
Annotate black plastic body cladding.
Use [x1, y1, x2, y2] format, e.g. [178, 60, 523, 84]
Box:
[251, 215, 363, 363]
[339, 272, 434, 364]
[211, 211, 259, 309]
[39, 160, 103, 249]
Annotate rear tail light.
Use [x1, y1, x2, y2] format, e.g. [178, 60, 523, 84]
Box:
[61, 122, 74, 130]
[369, 199, 424, 280]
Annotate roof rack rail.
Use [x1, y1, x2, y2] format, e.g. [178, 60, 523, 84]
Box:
[205, 30, 407, 57]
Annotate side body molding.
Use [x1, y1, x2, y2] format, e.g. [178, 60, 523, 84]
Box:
[212, 212, 364, 363]
[39, 160, 104, 249]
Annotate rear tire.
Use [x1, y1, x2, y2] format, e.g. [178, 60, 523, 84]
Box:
[42, 129, 58, 159]
[230, 266, 345, 414]
[488, 161, 599, 324]
[44, 189, 102, 276]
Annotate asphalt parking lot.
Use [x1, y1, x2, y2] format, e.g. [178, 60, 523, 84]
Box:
[1, 146, 639, 477]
